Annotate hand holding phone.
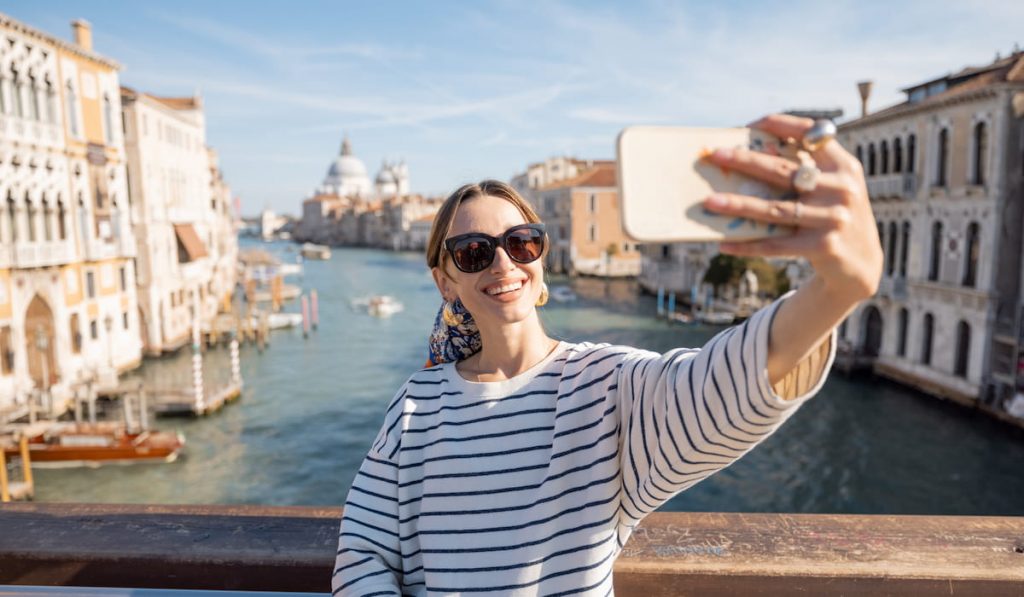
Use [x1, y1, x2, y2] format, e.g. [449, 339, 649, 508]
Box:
[617, 126, 803, 242]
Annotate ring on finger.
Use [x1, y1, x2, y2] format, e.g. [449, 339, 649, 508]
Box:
[801, 118, 837, 153]
[793, 200, 801, 225]
[792, 161, 821, 194]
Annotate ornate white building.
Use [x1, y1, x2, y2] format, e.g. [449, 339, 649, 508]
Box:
[836, 49, 1024, 416]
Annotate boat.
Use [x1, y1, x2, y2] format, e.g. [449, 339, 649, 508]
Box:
[696, 311, 737, 325]
[300, 243, 331, 260]
[367, 295, 403, 317]
[267, 312, 303, 329]
[1, 421, 185, 468]
[549, 286, 577, 303]
[667, 311, 695, 324]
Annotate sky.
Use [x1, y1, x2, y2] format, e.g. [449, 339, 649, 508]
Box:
[3, 1, 1022, 217]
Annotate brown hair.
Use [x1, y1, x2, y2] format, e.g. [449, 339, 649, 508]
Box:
[426, 180, 546, 277]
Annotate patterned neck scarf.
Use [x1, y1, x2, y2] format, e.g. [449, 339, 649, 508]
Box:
[425, 298, 482, 368]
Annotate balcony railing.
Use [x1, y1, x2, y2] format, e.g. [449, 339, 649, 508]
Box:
[9, 241, 77, 269]
[0, 503, 1021, 594]
[867, 174, 918, 200]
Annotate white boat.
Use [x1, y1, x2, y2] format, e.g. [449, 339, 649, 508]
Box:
[696, 310, 735, 325]
[301, 243, 331, 260]
[267, 312, 304, 329]
[549, 286, 577, 303]
[367, 295, 404, 318]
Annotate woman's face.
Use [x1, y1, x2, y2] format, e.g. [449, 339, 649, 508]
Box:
[432, 195, 545, 328]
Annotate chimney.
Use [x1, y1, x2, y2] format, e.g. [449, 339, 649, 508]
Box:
[71, 19, 92, 51]
[857, 80, 873, 118]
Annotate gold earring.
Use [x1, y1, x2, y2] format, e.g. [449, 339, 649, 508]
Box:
[536, 283, 549, 307]
[442, 300, 464, 326]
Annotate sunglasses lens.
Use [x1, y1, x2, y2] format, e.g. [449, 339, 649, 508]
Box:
[506, 227, 545, 263]
[452, 238, 495, 273]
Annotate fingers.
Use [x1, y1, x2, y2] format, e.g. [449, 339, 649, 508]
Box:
[704, 193, 852, 230]
[703, 147, 849, 195]
[747, 113, 849, 171]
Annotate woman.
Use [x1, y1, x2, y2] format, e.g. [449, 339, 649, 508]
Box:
[332, 114, 882, 595]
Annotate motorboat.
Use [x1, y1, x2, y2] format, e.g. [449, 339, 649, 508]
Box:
[2, 421, 185, 468]
[300, 243, 331, 260]
[367, 295, 404, 318]
[549, 286, 577, 303]
[267, 312, 304, 329]
[696, 309, 735, 325]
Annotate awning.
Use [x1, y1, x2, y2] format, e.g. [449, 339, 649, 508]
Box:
[173, 223, 208, 262]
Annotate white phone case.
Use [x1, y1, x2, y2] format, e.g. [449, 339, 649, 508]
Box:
[616, 125, 801, 242]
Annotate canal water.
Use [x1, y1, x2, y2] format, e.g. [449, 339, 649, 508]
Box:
[32, 239, 1024, 515]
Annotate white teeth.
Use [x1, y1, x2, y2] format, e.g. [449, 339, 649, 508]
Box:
[486, 281, 523, 296]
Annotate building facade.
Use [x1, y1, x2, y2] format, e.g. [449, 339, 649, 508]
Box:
[1, 15, 140, 414]
[121, 86, 237, 355]
[836, 50, 1024, 413]
[535, 164, 641, 277]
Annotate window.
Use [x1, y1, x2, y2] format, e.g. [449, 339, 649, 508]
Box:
[25, 196, 36, 242]
[588, 224, 596, 242]
[27, 73, 39, 121]
[893, 138, 903, 173]
[907, 134, 916, 174]
[855, 145, 863, 166]
[11, 66, 23, 117]
[41, 194, 52, 241]
[886, 221, 897, 276]
[973, 122, 987, 185]
[867, 143, 877, 176]
[589, 193, 596, 213]
[936, 128, 949, 187]
[928, 221, 942, 281]
[899, 221, 910, 277]
[123, 311, 129, 330]
[0, 326, 12, 375]
[6, 192, 17, 242]
[57, 197, 67, 240]
[45, 79, 56, 123]
[66, 81, 79, 137]
[120, 266, 127, 291]
[103, 94, 114, 144]
[0, 69, 7, 114]
[660, 244, 670, 259]
[897, 308, 908, 357]
[70, 314, 82, 354]
[921, 313, 934, 365]
[954, 321, 970, 378]
[89, 319, 98, 340]
[880, 140, 889, 175]
[86, 270, 96, 298]
[962, 222, 979, 287]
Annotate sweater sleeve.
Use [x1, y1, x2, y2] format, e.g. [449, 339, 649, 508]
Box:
[332, 391, 407, 596]
[615, 289, 837, 529]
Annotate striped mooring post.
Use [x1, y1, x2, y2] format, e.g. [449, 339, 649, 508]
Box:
[657, 287, 665, 316]
[191, 302, 205, 414]
[667, 292, 676, 316]
[229, 332, 241, 387]
[310, 289, 319, 331]
[301, 294, 310, 339]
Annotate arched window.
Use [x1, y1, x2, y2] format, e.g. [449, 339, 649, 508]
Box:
[856, 145, 863, 167]
[45, 78, 56, 123]
[907, 134, 916, 174]
[962, 222, 979, 287]
[57, 195, 67, 240]
[973, 122, 987, 185]
[921, 313, 934, 365]
[954, 320, 970, 378]
[11, 66, 24, 117]
[41, 194, 52, 242]
[877, 222, 884, 252]
[899, 221, 910, 277]
[0, 68, 8, 114]
[897, 308, 908, 357]
[66, 81, 79, 137]
[893, 138, 903, 173]
[27, 72, 40, 121]
[887, 221, 897, 276]
[6, 192, 16, 242]
[937, 128, 949, 187]
[25, 194, 36, 243]
[103, 94, 114, 144]
[868, 143, 877, 176]
[928, 221, 942, 281]
[880, 140, 889, 175]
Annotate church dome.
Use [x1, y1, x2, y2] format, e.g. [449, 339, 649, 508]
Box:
[321, 136, 372, 197]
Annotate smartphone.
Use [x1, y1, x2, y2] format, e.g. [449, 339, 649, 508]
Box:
[616, 125, 801, 242]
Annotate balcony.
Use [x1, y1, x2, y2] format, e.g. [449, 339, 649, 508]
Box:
[0, 504, 1020, 594]
[9, 241, 77, 269]
[867, 174, 918, 200]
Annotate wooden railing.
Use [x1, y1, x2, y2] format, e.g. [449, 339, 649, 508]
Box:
[1, 503, 1022, 595]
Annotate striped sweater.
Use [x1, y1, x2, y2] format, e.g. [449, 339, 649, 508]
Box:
[333, 289, 837, 596]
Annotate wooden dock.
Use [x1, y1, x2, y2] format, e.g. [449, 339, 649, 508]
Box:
[0, 435, 33, 502]
[152, 381, 243, 418]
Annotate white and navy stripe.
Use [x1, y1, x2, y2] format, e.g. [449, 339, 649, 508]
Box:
[333, 289, 837, 595]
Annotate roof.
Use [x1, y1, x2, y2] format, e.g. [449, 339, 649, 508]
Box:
[842, 51, 1024, 129]
[150, 96, 201, 110]
[0, 12, 121, 70]
[539, 163, 617, 190]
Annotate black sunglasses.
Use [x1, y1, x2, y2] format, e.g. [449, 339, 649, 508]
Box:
[444, 223, 547, 273]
